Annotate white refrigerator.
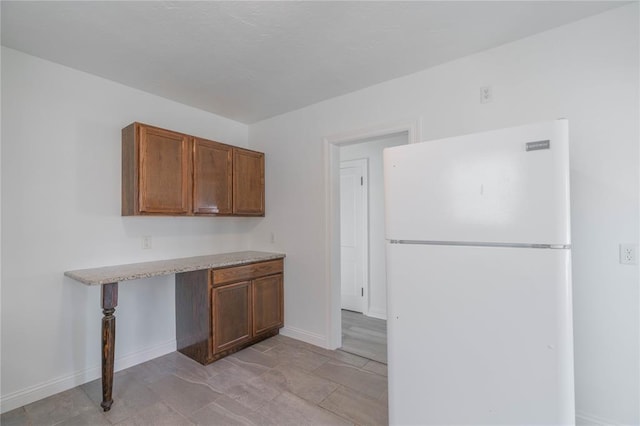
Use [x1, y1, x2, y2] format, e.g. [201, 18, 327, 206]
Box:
[384, 120, 575, 425]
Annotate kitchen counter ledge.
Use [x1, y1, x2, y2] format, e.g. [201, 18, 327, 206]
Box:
[64, 250, 286, 412]
[65, 251, 286, 286]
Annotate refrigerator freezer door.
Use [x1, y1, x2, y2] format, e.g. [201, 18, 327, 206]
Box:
[384, 120, 570, 245]
[386, 243, 575, 425]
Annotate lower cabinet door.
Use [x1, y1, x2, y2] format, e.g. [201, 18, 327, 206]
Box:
[252, 274, 284, 336]
[212, 281, 251, 353]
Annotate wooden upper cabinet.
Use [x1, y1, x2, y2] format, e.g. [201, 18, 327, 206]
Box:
[122, 123, 191, 215]
[193, 138, 233, 215]
[123, 122, 265, 216]
[233, 148, 265, 216]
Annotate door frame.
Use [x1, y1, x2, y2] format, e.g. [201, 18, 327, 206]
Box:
[323, 119, 420, 349]
[339, 158, 369, 315]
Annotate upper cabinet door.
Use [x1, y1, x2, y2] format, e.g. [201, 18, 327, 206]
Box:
[193, 138, 233, 215]
[233, 148, 265, 216]
[138, 125, 191, 214]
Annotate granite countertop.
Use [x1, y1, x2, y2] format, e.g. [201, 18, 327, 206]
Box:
[64, 251, 286, 286]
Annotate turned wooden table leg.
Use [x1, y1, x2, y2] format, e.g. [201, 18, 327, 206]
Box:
[101, 282, 118, 412]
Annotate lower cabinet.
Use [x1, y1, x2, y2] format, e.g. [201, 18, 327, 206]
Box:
[175, 259, 284, 364]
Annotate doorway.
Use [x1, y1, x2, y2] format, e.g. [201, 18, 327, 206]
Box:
[332, 130, 413, 362]
[324, 120, 419, 351]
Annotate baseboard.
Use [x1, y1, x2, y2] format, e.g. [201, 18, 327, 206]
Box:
[576, 410, 621, 425]
[365, 310, 387, 320]
[279, 326, 327, 348]
[0, 339, 176, 414]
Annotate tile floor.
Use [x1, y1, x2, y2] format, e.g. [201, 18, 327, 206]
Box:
[340, 310, 387, 364]
[1, 335, 388, 426]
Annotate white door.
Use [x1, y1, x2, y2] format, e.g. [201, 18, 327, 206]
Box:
[340, 159, 368, 313]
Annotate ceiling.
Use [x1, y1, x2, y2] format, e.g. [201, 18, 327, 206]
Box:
[1, 1, 627, 124]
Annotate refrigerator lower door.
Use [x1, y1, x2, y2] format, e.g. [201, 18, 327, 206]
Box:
[387, 243, 574, 425]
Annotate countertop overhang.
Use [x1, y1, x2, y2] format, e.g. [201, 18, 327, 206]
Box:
[64, 251, 286, 286]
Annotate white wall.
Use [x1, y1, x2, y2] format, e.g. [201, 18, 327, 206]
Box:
[340, 134, 406, 319]
[248, 4, 639, 424]
[0, 47, 254, 412]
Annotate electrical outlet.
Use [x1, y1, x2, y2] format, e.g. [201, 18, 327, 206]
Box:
[142, 236, 152, 250]
[619, 243, 637, 265]
[480, 86, 492, 104]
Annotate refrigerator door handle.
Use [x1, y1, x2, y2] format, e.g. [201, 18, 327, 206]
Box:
[388, 240, 570, 249]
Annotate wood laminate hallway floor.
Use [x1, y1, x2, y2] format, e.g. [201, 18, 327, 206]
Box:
[340, 310, 387, 364]
[2, 335, 388, 426]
